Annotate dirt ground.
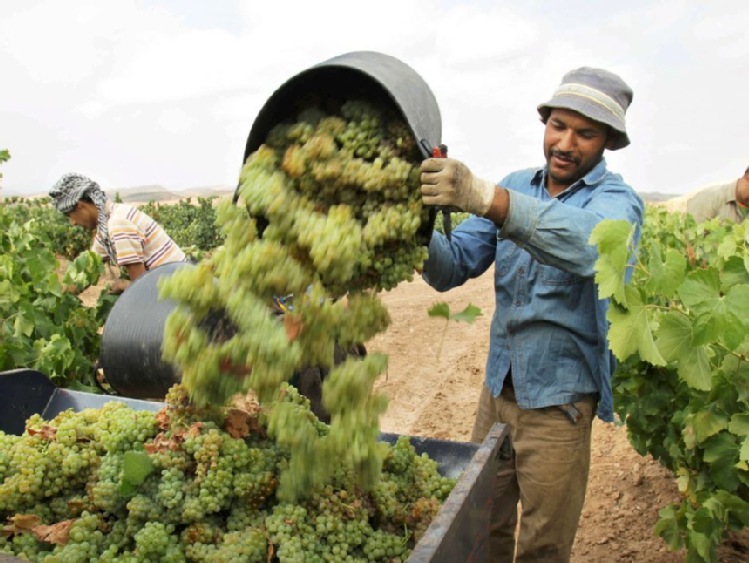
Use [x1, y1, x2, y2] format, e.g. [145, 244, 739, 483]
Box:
[369, 269, 749, 562]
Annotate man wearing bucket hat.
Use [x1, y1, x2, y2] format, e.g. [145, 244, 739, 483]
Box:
[49, 173, 186, 293]
[420, 67, 644, 562]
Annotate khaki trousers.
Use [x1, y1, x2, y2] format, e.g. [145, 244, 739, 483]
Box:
[471, 383, 596, 562]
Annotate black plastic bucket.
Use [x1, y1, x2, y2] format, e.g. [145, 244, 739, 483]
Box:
[234, 50, 443, 242]
[99, 261, 193, 399]
[242, 50, 442, 162]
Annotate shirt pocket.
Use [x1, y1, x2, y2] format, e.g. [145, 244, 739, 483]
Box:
[540, 263, 585, 286]
[495, 236, 520, 275]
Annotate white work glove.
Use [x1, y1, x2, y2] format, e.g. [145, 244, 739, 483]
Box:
[420, 158, 496, 217]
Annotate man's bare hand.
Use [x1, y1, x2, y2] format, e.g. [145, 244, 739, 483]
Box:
[107, 279, 130, 295]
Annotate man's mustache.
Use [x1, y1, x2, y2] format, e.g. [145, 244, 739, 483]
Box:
[550, 150, 580, 165]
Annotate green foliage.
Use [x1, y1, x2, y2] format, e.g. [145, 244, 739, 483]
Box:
[0, 193, 225, 392]
[140, 197, 224, 254]
[428, 301, 482, 323]
[0, 201, 114, 390]
[1, 197, 92, 260]
[592, 206, 749, 562]
[427, 301, 482, 360]
[0, 149, 9, 181]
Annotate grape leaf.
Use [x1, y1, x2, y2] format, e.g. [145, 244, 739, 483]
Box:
[606, 285, 665, 366]
[688, 408, 728, 444]
[703, 433, 740, 492]
[741, 437, 749, 463]
[677, 345, 712, 391]
[655, 311, 692, 362]
[646, 247, 686, 297]
[677, 268, 721, 316]
[686, 285, 749, 351]
[717, 235, 737, 260]
[691, 508, 722, 562]
[428, 302, 482, 361]
[653, 505, 683, 550]
[427, 302, 450, 320]
[428, 302, 482, 324]
[729, 414, 749, 436]
[721, 256, 749, 290]
[590, 219, 636, 304]
[450, 304, 482, 323]
[120, 451, 155, 495]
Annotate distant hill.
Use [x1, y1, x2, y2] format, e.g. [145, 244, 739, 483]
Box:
[637, 191, 678, 203]
[109, 184, 234, 204]
[0, 184, 236, 203]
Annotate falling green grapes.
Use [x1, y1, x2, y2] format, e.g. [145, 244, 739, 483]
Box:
[159, 98, 430, 499]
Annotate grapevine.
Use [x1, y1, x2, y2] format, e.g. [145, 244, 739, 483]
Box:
[0, 197, 117, 389]
[159, 97, 431, 499]
[592, 207, 749, 562]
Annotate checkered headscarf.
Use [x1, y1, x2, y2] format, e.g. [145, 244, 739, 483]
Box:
[49, 173, 117, 264]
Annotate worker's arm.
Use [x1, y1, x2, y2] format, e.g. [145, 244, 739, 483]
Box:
[107, 262, 146, 294]
[125, 262, 147, 282]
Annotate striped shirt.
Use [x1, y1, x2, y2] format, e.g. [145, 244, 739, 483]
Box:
[93, 203, 186, 268]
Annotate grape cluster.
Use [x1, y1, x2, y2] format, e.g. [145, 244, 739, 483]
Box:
[0, 384, 455, 562]
[158, 97, 432, 501]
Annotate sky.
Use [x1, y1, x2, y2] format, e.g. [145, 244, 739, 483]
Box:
[1, 0, 747, 197]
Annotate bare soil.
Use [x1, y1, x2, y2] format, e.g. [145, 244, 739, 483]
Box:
[370, 270, 749, 562]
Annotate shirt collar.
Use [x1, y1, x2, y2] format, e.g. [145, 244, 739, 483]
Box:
[531, 157, 609, 193]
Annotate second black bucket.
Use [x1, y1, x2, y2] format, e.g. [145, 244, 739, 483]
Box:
[99, 261, 193, 399]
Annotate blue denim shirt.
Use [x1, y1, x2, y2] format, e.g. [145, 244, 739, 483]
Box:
[422, 158, 644, 422]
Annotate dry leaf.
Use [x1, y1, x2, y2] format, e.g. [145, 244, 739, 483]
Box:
[32, 519, 74, 545]
[225, 389, 263, 438]
[27, 424, 56, 440]
[144, 432, 182, 454]
[225, 407, 263, 439]
[187, 422, 204, 438]
[2, 514, 42, 536]
[283, 314, 303, 342]
[155, 409, 172, 430]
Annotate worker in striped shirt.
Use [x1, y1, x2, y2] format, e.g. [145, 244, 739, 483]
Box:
[49, 173, 186, 293]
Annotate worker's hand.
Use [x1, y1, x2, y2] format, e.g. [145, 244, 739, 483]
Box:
[421, 158, 496, 217]
[107, 279, 130, 295]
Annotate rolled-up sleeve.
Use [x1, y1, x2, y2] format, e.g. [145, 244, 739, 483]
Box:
[501, 185, 644, 278]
